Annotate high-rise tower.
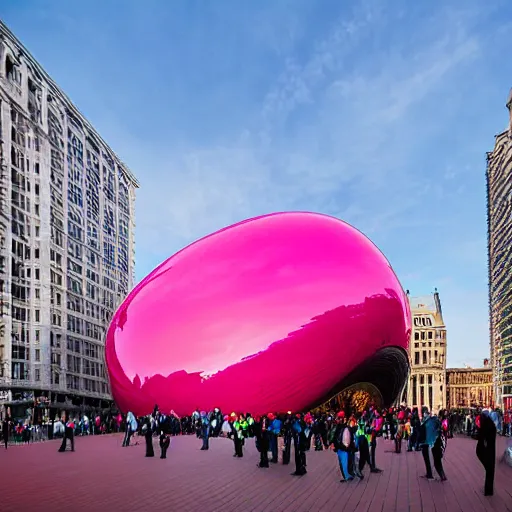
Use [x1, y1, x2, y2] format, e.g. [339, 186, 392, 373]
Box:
[0, 22, 138, 418]
[486, 90, 512, 409]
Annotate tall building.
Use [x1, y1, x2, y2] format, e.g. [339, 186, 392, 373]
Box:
[404, 291, 447, 411]
[487, 90, 512, 410]
[446, 359, 493, 409]
[0, 22, 138, 419]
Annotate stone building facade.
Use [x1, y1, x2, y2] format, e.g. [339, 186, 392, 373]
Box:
[0, 22, 138, 419]
[446, 360, 493, 409]
[403, 291, 447, 412]
[486, 89, 512, 410]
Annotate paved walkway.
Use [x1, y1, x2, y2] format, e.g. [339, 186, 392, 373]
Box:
[1, 433, 511, 511]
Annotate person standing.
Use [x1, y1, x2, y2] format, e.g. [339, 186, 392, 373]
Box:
[58, 415, 75, 452]
[122, 412, 137, 447]
[255, 415, 269, 467]
[199, 411, 210, 450]
[418, 406, 446, 481]
[476, 409, 496, 496]
[369, 412, 383, 473]
[408, 408, 420, 451]
[268, 413, 281, 463]
[143, 416, 154, 457]
[348, 416, 363, 479]
[332, 412, 353, 482]
[282, 412, 293, 465]
[292, 414, 307, 476]
[356, 415, 371, 477]
[230, 414, 244, 458]
[395, 411, 405, 454]
[2, 415, 11, 449]
[159, 413, 171, 459]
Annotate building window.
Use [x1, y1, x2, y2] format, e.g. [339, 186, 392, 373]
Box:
[414, 332, 419, 341]
[35, 368, 40, 381]
[35, 288, 40, 299]
[35, 349, 40, 362]
[12, 362, 28, 380]
[35, 329, 40, 343]
[35, 268, 40, 280]
[422, 351, 427, 365]
[414, 352, 420, 365]
[428, 331, 433, 340]
[35, 309, 40, 322]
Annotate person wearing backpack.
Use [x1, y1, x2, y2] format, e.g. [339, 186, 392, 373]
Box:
[356, 415, 371, 476]
[268, 413, 281, 463]
[332, 411, 353, 482]
[418, 406, 447, 481]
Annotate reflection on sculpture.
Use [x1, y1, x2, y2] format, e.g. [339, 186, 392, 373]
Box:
[105, 212, 411, 416]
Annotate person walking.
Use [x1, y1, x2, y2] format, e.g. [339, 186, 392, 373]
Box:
[418, 407, 446, 481]
[476, 409, 496, 496]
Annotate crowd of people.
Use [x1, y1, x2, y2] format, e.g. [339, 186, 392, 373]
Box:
[0, 411, 124, 447]
[116, 403, 503, 496]
[1, 402, 507, 497]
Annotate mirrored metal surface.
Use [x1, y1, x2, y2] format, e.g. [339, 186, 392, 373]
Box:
[106, 212, 411, 416]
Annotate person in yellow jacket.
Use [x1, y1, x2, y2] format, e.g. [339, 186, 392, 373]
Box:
[230, 413, 244, 457]
[239, 415, 249, 443]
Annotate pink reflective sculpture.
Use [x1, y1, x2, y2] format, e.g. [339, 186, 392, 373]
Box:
[106, 212, 411, 417]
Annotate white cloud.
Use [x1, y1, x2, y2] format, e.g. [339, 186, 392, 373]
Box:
[137, 2, 481, 257]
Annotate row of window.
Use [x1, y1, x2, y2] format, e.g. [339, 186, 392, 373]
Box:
[9, 364, 110, 395]
[67, 314, 103, 341]
[412, 349, 444, 366]
[413, 330, 441, 341]
[409, 374, 439, 410]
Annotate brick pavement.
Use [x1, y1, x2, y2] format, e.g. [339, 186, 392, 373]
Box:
[1, 433, 511, 512]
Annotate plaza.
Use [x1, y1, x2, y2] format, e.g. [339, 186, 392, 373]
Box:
[2, 434, 511, 511]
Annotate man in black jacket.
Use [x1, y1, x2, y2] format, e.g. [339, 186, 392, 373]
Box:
[159, 413, 171, 459]
[281, 413, 293, 465]
[292, 414, 307, 476]
[476, 410, 496, 496]
[255, 415, 269, 468]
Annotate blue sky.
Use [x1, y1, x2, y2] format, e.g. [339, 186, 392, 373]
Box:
[2, 0, 512, 368]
